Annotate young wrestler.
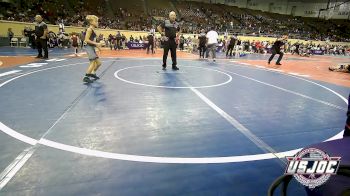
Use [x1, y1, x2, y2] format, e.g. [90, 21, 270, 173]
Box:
[83, 15, 104, 83]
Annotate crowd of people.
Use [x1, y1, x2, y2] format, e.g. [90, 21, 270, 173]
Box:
[1, 0, 349, 42]
[12, 23, 349, 59]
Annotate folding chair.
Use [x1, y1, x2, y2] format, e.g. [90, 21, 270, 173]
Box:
[10, 38, 18, 47]
[19, 37, 27, 47]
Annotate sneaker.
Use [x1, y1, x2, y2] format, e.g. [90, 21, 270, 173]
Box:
[83, 76, 93, 83]
[35, 55, 43, 58]
[172, 66, 179, 70]
[42, 56, 48, 59]
[162, 65, 167, 70]
[88, 74, 100, 80]
[268, 61, 271, 65]
[276, 63, 282, 65]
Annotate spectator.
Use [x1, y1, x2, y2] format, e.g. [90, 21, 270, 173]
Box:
[198, 29, 207, 58]
[7, 28, 14, 45]
[115, 31, 122, 50]
[206, 26, 219, 62]
[179, 35, 185, 51]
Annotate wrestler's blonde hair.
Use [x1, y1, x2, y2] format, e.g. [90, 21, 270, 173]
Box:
[86, 15, 99, 24]
[169, 11, 176, 17]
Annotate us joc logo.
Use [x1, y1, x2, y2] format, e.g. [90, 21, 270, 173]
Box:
[285, 148, 341, 189]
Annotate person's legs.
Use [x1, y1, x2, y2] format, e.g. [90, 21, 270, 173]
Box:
[93, 59, 102, 72]
[117, 40, 121, 50]
[206, 45, 211, 58]
[84, 59, 102, 81]
[268, 49, 276, 64]
[202, 46, 206, 58]
[162, 41, 170, 68]
[41, 39, 48, 58]
[86, 61, 96, 74]
[83, 60, 96, 83]
[276, 51, 284, 64]
[233, 45, 237, 56]
[36, 38, 43, 58]
[170, 40, 178, 69]
[211, 44, 216, 60]
[83, 46, 99, 83]
[199, 46, 204, 58]
[87, 59, 101, 80]
[228, 45, 234, 56]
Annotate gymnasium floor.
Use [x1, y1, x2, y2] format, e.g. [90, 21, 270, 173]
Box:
[0, 47, 349, 195]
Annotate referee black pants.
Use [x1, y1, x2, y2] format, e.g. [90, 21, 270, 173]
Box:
[147, 42, 154, 54]
[36, 38, 48, 58]
[199, 44, 206, 58]
[226, 44, 235, 56]
[163, 39, 177, 67]
[268, 49, 283, 64]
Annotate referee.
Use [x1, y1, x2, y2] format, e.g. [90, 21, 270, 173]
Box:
[268, 35, 288, 65]
[157, 11, 180, 70]
[34, 15, 48, 59]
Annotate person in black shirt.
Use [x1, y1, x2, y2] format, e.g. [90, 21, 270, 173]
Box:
[115, 31, 122, 50]
[108, 34, 113, 50]
[121, 34, 126, 49]
[34, 15, 49, 59]
[23, 26, 32, 47]
[268, 35, 288, 66]
[179, 35, 185, 51]
[147, 33, 155, 54]
[7, 28, 14, 46]
[226, 36, 237, 57]
[157, 11, 180, 70]
[294, 42, 300, 55]
[198, 29, 207, 58]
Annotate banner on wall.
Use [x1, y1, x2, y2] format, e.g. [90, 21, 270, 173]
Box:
[311, 50, 324, 55]
[127, 42, 149, 49]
